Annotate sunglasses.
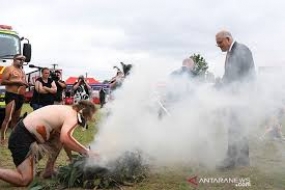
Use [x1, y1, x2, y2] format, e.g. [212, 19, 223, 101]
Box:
[15, 58, 25, 61]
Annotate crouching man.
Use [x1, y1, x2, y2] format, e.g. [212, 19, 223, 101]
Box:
[0, 100, 97, 187]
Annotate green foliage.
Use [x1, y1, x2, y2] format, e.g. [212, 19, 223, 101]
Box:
[28, 178, 58, 190]
[190, 53, 209, 77]
[56, 151, 148, 189]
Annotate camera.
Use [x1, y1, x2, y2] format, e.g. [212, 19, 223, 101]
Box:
[78, 75, 85, 84]
[50, 70, 60, 81]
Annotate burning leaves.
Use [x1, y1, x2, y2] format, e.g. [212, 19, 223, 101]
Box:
[29, 151, 148, 189]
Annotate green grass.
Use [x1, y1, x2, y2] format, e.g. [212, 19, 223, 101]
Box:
[1, 104, 285, 189]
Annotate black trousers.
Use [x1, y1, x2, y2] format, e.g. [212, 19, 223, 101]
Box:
[99, 90, 106, 107]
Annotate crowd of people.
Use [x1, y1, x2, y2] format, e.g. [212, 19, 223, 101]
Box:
[0, 29, 281, 187]
[0, 50, 136, 186]
[0, 54, 101, 186]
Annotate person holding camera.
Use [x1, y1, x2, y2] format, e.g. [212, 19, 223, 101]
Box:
[109, 70, 124, 91]
[53, 70, 66, 105]
[72, 75, 91, 104]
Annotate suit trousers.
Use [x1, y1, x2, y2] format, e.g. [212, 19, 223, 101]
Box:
[226, 107, 250, 166]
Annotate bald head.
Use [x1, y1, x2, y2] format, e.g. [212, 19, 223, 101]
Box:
[216, 30, 233, 39]
[182, 58, 195, 70]
[216, 30, 234, 52]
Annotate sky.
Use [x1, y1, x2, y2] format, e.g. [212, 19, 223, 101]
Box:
[2, 0, 285, 81]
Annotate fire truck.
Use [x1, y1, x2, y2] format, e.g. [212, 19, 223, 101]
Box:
[0, 25, 32, 118]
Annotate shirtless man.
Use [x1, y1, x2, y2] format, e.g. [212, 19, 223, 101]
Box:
[0, 54, 28, 144]
[0, 100, 97, 186]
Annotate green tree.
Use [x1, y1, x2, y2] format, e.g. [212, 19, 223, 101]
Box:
[190, 53, 209, 77]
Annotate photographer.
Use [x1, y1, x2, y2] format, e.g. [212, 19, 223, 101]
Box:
[52, 70, 66, 105]
[72, 75, 91, 104]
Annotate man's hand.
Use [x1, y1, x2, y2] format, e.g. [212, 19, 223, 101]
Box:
[87, 150, 100, 161]
[23, 81, 29, 87]
[80, 79, 86, 84]
[12, 80, 29, 87]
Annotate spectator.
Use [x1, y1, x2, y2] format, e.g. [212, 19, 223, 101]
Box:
[171, 58, 196, 78]
[30, 68, 57, 110]
[109, 71, 124, 91]
[72, 75, 91, 104]
[99, 87, 106, 108]
[53, 70, 66, 105]
[168, 57, 197, 100]
[157, 58, 197, 119]
[0, 54, 28, 144]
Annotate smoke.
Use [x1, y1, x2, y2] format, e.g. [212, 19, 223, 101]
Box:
[89, 60, 285, 170]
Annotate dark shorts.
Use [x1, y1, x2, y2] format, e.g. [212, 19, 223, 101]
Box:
[30, 103, 44, 111]
[8, 120, 36, 167]
[5, 91, 25, 111]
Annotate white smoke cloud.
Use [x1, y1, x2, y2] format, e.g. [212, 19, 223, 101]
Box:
[89, 60, 285, 170]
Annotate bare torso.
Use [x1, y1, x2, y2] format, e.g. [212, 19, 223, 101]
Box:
[23, 105, 78, 143]
[5, 65, 26, 95]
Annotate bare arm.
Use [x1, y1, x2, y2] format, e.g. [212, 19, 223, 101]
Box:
[73, 82, 80, 91]
[109, 80, 117, 88]
[35, 80, 48, 94]
[43, 81, 57, 94]
[1, 67, 25, 86]
[60, 122, 89, 155]
[84, 80, 91, 90]
[57, 80, 66, 88]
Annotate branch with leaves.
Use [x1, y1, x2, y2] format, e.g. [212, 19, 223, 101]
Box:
[29, 151, 148, 189]
[190, 53, 209, 76]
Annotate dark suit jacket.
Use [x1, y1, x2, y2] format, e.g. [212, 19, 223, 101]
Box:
[223, 42, 255, 84]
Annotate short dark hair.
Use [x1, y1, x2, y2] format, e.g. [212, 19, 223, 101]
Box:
[41, 67, 50, 73]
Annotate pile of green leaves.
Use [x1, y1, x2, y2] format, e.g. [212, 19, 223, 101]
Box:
[56, 151, 148, 189]
[28, 179, 59, 190]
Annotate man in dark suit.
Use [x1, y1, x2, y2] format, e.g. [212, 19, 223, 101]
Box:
[216, 30, 255, 170]
[216, 31, 255, 84]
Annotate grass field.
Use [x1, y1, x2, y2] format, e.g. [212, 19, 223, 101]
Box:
[1, 104, 285, 189]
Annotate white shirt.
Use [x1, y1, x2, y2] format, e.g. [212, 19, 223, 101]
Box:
[225, 40, 235, 66]
[228, 40, 235, 52]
